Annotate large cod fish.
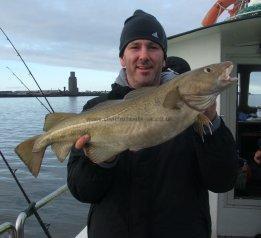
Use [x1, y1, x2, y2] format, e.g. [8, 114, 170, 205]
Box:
[15, 61, 237, 177]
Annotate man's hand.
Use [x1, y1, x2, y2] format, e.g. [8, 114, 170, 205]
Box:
[204, 101, 217, 121]
[75, 135, 91, 150]
[254, 150, 261, 165]
[75, 134, 116, 163]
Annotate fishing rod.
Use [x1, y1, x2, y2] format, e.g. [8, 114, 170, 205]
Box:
[0, 150, 52, 238]
[0, 27, 55, 113]
[6, 66, 52, 113]
[0, 27, 55, 237]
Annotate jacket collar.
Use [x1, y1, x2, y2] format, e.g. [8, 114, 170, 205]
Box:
[114, 68, 177, 88]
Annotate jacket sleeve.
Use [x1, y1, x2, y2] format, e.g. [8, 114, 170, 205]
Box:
[67, 147, 116, 203]
[67, 94, 117, 203]
[193, 118, 238, 193]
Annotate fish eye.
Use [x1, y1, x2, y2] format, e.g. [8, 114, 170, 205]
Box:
[204, 67, 212, 73]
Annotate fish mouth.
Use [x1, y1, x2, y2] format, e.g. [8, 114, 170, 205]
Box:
[219, 62, 238, 83]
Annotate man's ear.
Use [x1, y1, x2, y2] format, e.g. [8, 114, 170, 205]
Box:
[163, 59, 166, 68]
[120, 57, 126, 68]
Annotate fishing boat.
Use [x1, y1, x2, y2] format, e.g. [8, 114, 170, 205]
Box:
[1, 1, 260, 237]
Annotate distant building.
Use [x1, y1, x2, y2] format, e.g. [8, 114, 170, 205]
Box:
[0, 91, 12, 94]
[68, 72, 78, 95]
[14, 91, 28, 95]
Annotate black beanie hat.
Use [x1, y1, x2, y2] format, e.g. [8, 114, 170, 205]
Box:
[119, 10, 167, 58]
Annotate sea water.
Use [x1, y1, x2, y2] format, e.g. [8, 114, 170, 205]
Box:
[0, 96, 95, 238]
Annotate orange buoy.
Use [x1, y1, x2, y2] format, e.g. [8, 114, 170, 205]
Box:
[202, 0, 250, 26]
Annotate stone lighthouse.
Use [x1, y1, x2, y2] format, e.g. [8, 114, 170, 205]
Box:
[68, 71, 78, 95]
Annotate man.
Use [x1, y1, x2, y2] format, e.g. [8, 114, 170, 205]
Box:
[254, 139, 261, 165]
[67, 10, 237, 238]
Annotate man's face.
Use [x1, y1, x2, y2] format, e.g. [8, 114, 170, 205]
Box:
[120, 39, 165, 89]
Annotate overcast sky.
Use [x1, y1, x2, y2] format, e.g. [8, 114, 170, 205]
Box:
[0, 0, 237, 91]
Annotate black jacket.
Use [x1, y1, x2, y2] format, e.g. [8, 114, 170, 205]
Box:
[67, 83, 237, 238]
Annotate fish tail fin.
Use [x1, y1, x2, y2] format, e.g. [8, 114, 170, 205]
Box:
[15, 135, 46, 177]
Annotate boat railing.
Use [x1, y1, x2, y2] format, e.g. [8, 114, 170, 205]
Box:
[1, 184, 68, 238]
[0, 222, 17, 238]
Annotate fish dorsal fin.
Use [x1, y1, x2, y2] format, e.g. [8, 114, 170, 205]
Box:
[181, 93, 218, 112]
[44, 112, 77, 131]
[86, 100, 123, 112]
[51, 141, 74, 162]
[124, 86, 157, 100]
[163, 86, 183, 109]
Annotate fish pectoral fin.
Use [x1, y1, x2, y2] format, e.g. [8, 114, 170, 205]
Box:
[193, 113, 212, 141]
[124, 86, 157, 100]
[51, 141, 74, 162]
[44, 112, 77, 131]
[15, 135, 45, 177]
[85, 143, 122, 164]
[163, 86, 182, 109]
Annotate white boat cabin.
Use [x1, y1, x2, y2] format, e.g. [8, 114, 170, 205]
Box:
[167, 15, 261, 237]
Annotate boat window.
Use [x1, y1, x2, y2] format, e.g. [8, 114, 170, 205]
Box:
[248, 71, 261, 108]
[235, 65, 261, 200]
